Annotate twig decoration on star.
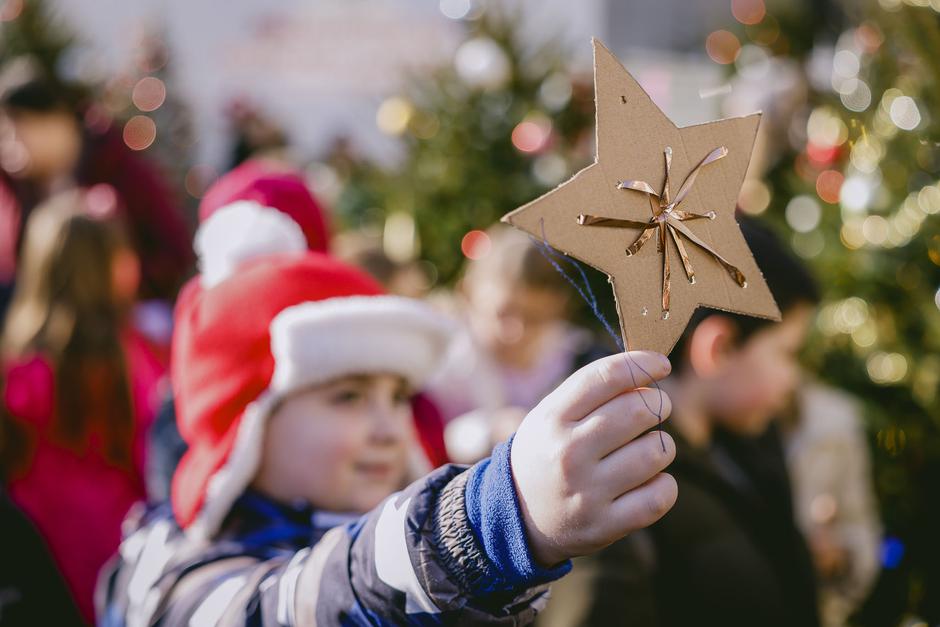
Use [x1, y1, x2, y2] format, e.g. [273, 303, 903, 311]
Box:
[577, 145, 747, 318]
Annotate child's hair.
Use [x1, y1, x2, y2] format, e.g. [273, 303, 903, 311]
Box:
[1, 189, 135, 475]
[669, 216, 820, 370]
[0, 57, 78, 117]
[462, 224, 570, 294]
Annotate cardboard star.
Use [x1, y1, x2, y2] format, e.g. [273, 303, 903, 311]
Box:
[502, 39, 780, 354]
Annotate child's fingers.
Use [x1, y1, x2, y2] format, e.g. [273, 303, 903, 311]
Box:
[549, 351, 671, 421]
[597, 431, 676, 499]
[571, 388, 672, 460]
[604, 472, 678, 539]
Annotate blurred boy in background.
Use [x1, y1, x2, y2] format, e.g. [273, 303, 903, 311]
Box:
[538, 218, 823, 627]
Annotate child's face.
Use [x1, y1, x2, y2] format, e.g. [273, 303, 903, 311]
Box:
[465, 277, 568, 369]
[0, 111, 81, 180]
[707, 304, 815, 435]
[252, 373, 415, 513]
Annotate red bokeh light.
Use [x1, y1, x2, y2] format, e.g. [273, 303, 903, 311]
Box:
[816, 170, 844, 204]
[806, 142, 840, 167]
[123, 116, 157, 151]
[461, 230, 492, 260]
[705, 30, 741, 65]
[511, 120, 551, 154]
[731, 0, 766, 26]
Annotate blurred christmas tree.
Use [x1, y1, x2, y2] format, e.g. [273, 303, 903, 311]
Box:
[0, 0, 196, 203]
[0, 0, 87, 105]
[719, 0, 940, 623]
[98, 29, 197, 200]
[329, 8, 595, 284]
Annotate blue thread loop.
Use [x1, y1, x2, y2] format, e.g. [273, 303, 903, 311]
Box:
[528, 219, 667, 450]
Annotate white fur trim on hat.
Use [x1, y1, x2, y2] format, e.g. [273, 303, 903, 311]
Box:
[269, 296, 454, 394]
[187, 392, 276, 540]
[186, 295, 453, 538]
[195, 200, 307, 289]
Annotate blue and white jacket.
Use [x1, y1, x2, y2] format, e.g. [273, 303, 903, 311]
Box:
[97, 440, 570, 625]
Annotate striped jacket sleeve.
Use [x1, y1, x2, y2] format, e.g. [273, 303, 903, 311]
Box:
[99, 464, 554, 626]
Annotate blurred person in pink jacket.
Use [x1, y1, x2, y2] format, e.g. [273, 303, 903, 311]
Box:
[1, 188, 165, 622]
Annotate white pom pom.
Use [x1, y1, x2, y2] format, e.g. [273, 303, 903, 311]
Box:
[195, 201, 307, 288]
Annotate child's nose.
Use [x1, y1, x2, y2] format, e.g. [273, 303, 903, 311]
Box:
[368, 405, 408, 444]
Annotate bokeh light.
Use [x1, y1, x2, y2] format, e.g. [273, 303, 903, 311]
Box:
[461, 229, 491, 260]
[839, 78, 872, 112]
[376, 97, 413, 136]
[855, 23, 885, 53]
[84, 183, 119, 219]
[889, 96, 922, 130]
[731, 0, 766, 25]
[862, 215, 889, 245]
[705, 30, 741, 65]
[0, 0, 23, 21]
[850, 137, 884, 173]
[786, 195, 821, 232]
[739, 179, 772, 215]
[439, 0, 471, 20]
[184, 164, 219, 199]
[532, 153, 568, 187]
[539, 73, 572, 112]
[840, 175, 874, 213]
[832, 50, 860, 79]
[455, 37, 511, 90]
[132, 77, 167, 112]
[123, 115, 157, 151]
[807, 107, 849, 148]
[881, 537, 905, 569]
[511, 113, 552, 154]
[841, 218, 866, 249]
[867, 352, 908, 384]
[816, 170, 844, 204]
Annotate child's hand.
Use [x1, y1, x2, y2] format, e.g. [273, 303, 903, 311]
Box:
[510, 351, 677, 567]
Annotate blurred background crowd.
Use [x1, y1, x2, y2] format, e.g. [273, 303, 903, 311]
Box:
[0, 0, 938, 625]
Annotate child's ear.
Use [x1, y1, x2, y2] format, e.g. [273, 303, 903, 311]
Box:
[687, 315, 738, 378]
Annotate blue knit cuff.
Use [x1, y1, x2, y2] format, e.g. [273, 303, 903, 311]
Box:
[463, 436, 572, 595]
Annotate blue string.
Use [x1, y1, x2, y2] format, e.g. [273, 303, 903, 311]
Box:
[532, 221, 623, 352]
[528, 219, 667, 450]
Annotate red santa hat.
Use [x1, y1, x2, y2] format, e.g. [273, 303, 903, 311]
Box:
[194, 161, 330, 288]
[171, 252, 452, 538]
[200, 160, 330, 252]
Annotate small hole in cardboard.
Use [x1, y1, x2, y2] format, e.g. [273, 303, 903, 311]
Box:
[620, 95, 627, 104]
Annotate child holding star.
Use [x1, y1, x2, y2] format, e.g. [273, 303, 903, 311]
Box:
[98, 250, 678, 625]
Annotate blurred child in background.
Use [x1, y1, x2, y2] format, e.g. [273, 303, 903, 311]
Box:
[783, 377, 881, 627]
[1, 188, 165, 622]
[427, 225, 607, 463]
[538, 218, 822, 627]
[0, 59, 192, 317]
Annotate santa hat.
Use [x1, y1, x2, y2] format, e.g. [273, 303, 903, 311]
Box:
[171, 252, 452, 538]
[194, 161, 330, 288]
